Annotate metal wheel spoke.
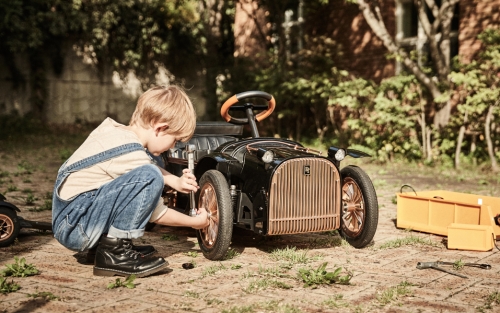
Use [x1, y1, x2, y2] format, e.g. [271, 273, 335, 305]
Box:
[341, 177, 365, 236]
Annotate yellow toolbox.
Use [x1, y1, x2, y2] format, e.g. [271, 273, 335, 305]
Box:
[447, 223, 495, 251]
[396, 189, 500, 250]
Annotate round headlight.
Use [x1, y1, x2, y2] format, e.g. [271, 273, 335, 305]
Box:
[334, 149, 346, 161]
[261, 150, 274, 163]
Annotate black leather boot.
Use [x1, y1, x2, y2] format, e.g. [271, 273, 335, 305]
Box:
[93, 236, 168, 277]
[86, 239, 156, 264]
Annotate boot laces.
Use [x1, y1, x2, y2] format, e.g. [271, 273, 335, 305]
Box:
[122, 241, 142, 259]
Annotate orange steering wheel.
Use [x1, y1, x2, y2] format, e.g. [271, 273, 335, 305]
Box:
[220, 91, 276, 124]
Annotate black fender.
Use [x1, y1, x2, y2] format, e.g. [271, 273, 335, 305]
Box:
[0, 194, 21, 213]
[195, 153, 241, 181]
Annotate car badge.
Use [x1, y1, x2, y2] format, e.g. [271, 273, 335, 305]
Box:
[304, 165, 311, 175]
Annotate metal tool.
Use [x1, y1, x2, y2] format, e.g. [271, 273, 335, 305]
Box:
[416, 261, 491, 279]
[186, 144, 197, 217]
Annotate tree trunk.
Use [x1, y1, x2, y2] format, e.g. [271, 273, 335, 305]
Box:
[426, 126, 432, 162]
[485, 105, 499, 172]
[455, 125, 465, 169]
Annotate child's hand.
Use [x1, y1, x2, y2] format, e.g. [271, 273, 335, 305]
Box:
[173, 169, 199, 193]
[192, 207, 210, 229]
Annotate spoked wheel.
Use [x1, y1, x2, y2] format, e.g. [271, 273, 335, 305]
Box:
[339, 165, 378, 248]
[0, 207, 20, 247]
[196, 170, 233, 260]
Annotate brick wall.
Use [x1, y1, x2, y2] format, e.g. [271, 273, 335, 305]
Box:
[458, 0, 500, 63]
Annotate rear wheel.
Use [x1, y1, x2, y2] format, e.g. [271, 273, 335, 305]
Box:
[196, 170, 233, 260]
[339, 165, 378, 248]
[0, 207, 20, 247]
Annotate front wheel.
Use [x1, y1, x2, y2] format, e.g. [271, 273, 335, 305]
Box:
[0, 207, 20, 247]
[196, 170, 233, 260]
[339, 165, 378, 248]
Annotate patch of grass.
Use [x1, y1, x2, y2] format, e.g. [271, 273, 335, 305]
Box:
[0, 277, 20, 294]
[224, 248, 240, 260]
[184, 290, 200, 298]
[231, 264, 242, 270]
[477, 290, 500, 312]
[269, 246, 310, 265]
[322, 294, 348, 309]
[27, 199, 52, 212]
[453, 258, 465, 270]
[185, 251, 198, 258]
[223, 300, 301, 313]
[298, 262, 352, 288]
[24, 193, 37, 205]
[27, 291, 60, 301]
[59, 148, 73, 161]
[376, 281, 414, 306]
[6, 184, 18, 192]
[107, 275, 136, 289]
[1, 257, 39, 277]
[161, 234, 179, 241]
[378, 234, 440, 249]
[244, 278, 293, 293]
[202, 263, 226, 276]
[0, 170, 10, 178]
[17, 160, 36, 174]
[205, 297, 224, 305]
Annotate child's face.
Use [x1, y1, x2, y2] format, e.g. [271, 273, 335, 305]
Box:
[147, 124, 181, 156]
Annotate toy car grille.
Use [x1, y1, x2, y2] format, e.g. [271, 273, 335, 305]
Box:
[268, 158, 341, 235]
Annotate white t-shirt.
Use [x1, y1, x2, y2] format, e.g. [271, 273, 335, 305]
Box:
[58, 118, 167, 222]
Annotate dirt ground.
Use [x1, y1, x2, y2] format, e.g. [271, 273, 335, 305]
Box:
[1, 132, 500, 313]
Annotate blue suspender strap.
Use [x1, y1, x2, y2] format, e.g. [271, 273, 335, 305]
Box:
[60, 143, 145, 174]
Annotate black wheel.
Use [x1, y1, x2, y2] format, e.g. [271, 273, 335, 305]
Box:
[339, 165, 378, 248]
[0, 207, 21, 247]
[196, 170, 233, 260]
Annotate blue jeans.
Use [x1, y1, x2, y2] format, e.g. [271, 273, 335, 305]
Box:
[52, 143, 164, 252]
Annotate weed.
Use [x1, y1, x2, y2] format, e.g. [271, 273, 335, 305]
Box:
[269, 246, 310, 265]
[59, 148, 73, 161]
[244, 278, 293, 293]
[257, 264, 289, 278]
[185, 251, 198, 258]
[476, 290, 500, 312]
[205, 297, 224, 305]
[27, 199, 52, 212]
[322, 294, 348, 308]
[376, 281, 414, 306]
[203, 263, 226, 276]
[1, 257, 39, 277]
[184, 290, 200, 298]
[391, 195, 397, 204]
[0, 170, 9, 178]
[298, 262, 351, 288]
[378, 234, 440, 249]
[161, 234, 179, 241]
[25, 193, 37, 205]
[0, 276, 20, 294]
[6, 184, 17, 192]
[231, 264, 242, 270]
[224, 248, 240, 260]
[27, 291, 60, 301]
[453, 258, 465, 270]
[223, 300, 301, 313]
[107, 275, 136, 289]
[17, 160, 36, 174]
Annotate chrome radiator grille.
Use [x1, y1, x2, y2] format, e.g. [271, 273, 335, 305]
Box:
[268, 158, 341, 235]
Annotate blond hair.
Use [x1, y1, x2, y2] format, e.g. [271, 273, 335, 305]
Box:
[130, 85, 196, 142]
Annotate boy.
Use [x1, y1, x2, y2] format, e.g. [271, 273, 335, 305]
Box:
[52, 85, 209, 278]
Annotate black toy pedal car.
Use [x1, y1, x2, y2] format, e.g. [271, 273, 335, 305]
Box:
[160, 91, 379, 260]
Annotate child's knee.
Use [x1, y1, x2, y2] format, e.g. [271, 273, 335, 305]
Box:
[137, 164, 164, 191]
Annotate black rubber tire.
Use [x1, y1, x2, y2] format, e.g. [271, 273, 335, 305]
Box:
[196, 170, 233, 260]
[0, 207, 21, 247]
[339, 165, 378, 248]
